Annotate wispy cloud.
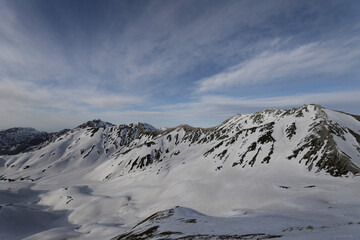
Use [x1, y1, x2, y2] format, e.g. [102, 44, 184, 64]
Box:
[81, 95, 143, 109]
[0, 80, 49, 106]
[0, 79, 145, 130]
[197, 39, 360, 92]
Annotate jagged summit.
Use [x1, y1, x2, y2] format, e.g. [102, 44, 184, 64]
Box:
[76, 119, 115, 129]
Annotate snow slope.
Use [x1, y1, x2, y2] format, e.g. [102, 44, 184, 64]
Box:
[0, 104, 360, 239]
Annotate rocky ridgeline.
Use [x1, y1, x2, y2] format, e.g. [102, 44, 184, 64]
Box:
[105, 104, 360, 177]
[0, 105, 359, 183]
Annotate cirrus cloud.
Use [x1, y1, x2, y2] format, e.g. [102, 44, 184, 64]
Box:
[197, 38, 360, 92]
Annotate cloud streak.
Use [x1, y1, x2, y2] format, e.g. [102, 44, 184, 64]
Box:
[197, 39, 360, 92]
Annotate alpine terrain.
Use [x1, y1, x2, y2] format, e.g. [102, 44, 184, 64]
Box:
[1, 104, 360, 240]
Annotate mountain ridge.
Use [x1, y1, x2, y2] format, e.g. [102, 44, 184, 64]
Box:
[1, 104, 360, 176]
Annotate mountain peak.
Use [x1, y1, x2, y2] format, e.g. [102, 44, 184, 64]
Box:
[76, 119, 115, 129]
[137, 122, 160, 132]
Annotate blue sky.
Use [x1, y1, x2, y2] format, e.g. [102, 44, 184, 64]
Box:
[0, 0, 360, 131]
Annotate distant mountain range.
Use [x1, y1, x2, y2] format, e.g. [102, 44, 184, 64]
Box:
[0, 127, 70, 155]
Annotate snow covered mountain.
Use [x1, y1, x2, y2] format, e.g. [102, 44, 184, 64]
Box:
[1, 104, 360, 240]
[0, 127, 47, 147]
[0, 127, 55, 155]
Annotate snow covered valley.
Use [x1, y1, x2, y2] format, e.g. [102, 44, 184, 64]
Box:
[1, 104, 360, 239]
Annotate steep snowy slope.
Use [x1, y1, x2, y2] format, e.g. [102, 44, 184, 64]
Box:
[0, 104, 360, 240]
